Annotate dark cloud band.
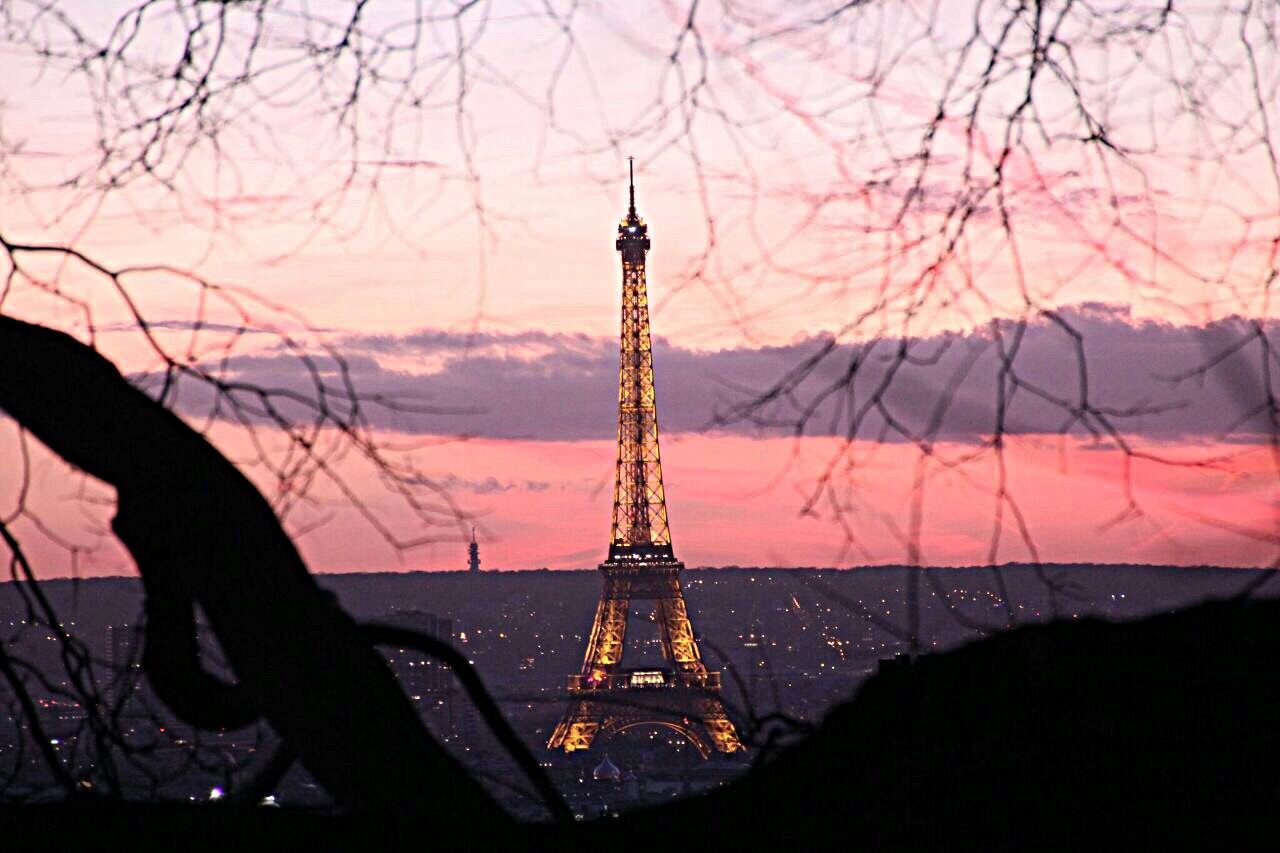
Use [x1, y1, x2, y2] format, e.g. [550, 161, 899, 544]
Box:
[152, 304, 1278, 444]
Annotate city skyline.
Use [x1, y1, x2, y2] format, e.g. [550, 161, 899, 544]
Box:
[2, 3, 1279, 842]
[1, 4, 1278, 578]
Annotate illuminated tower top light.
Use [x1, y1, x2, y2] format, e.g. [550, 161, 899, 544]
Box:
[617, 157, 649, 254]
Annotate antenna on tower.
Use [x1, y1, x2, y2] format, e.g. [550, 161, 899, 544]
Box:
[627, 156, 636, 217]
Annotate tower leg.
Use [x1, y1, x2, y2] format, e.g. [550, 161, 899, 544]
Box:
[580, 590, 629, 682]
[698, 700, 745, 753]
[656, 590, 701, 670]
[547, 699, 600, 752]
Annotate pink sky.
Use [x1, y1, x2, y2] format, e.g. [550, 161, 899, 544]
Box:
[1, 3, 1277, 576]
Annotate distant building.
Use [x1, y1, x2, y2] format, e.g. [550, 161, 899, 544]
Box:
[593, 753, 622, 783]
[878, 652, 913, 676]
[104, 623, 139, 709]
[384, 609, 458, 740]
[468, 527, 481, 574]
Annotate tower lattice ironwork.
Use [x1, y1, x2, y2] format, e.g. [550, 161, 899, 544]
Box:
[547, 161, 744, 758]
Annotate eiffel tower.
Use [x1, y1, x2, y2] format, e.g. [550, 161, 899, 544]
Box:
[547, 161, 744, 758]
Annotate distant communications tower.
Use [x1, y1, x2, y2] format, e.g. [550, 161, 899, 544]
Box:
[546, 160, 743, 758]
[468, 527, 481, 574]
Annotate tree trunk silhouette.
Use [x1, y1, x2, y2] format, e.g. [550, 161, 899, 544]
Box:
[0, 315, 506, 820]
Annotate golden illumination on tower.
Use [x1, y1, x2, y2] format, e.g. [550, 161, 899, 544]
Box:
[547, 160, 744, 758]
[609, 169, 671, 556]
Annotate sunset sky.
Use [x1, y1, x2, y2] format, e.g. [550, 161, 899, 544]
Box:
[1, 1, 1277, 576]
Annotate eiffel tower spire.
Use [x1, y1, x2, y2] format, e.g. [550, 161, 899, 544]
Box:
[547, 163, 743, 758]
[627, 156, 637, 219]
[609, 156, 672, 561]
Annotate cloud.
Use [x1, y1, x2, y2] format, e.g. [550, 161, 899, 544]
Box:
[398, 474, 558, 494]
[442, 471, 537, 491]
[101, 320, 282, 335]
[162, 304, 1280, 444]
[351, 159, 447, 169]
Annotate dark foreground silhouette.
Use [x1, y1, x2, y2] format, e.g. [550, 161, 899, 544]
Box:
[7, 597, 1280, 849]
[2, 317, 1277, 848]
